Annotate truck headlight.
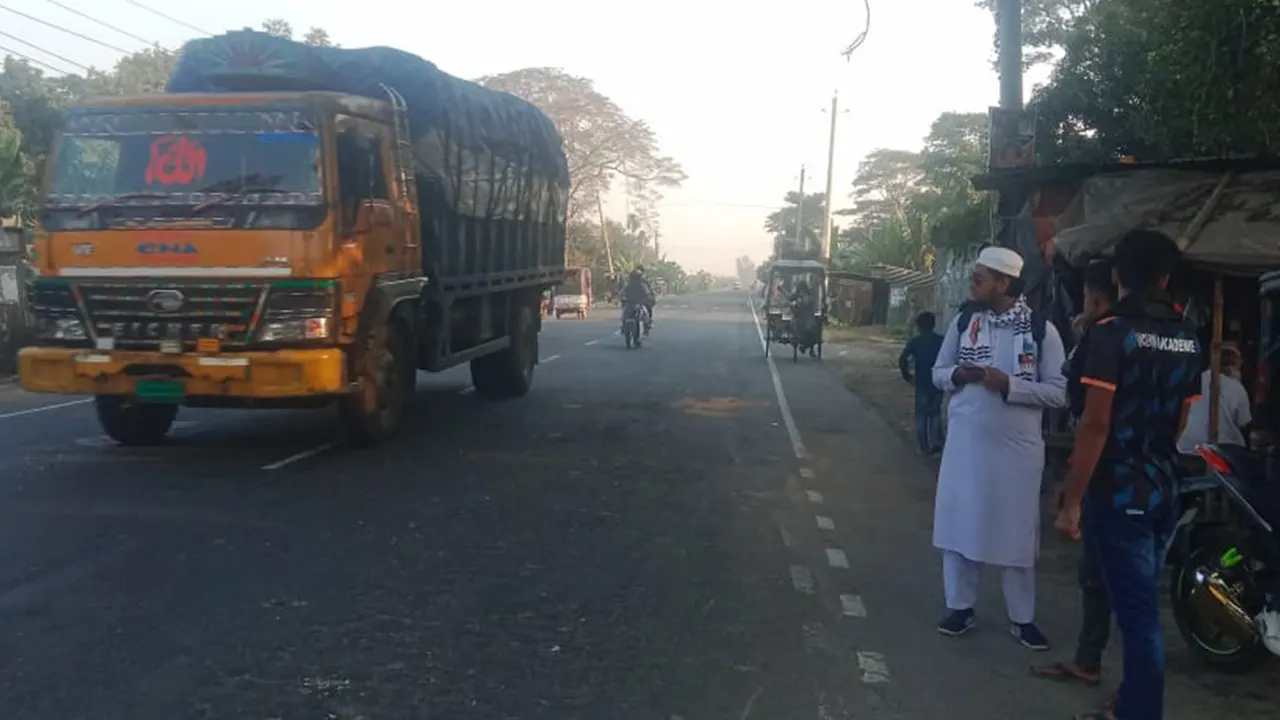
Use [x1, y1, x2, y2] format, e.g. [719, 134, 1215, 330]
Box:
[256, 280, 337, 343]
[29, 279, 89, 342]
[37, 316, 88, 340]
[258, 317, 331, 342]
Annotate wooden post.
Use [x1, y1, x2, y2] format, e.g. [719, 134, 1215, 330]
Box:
[1209, 274, 1224, 442]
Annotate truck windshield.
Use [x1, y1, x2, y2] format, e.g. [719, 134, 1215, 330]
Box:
[42, 106, 324, 230]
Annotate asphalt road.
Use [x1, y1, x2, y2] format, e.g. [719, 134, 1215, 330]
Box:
[0, 290, 1275, 720]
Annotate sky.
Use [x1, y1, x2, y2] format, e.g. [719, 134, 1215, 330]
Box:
[0, 0, 1046, 275]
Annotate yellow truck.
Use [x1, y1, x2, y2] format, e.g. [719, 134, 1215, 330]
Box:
[20, 30, 569, 446]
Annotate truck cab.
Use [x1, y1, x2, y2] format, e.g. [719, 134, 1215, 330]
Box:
[22, 91, 430, 444]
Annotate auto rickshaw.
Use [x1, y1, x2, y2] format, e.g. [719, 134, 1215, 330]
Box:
[763, 260, 826, 362]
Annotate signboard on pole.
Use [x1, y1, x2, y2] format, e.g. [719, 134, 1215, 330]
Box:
[987, 106, 1036, 171]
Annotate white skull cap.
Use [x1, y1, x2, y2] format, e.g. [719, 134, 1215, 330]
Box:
[975, 246, 1025, 278]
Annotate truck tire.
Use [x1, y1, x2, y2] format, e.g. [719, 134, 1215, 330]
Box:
[95, 396, 178, 446]
[340, 319, 415, 447]
[471, 304, 536, 399]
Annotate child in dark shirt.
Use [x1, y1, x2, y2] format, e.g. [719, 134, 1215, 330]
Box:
[900, 311, 945, 455]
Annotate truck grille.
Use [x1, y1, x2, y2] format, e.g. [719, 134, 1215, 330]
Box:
[78, 280, 267, 349]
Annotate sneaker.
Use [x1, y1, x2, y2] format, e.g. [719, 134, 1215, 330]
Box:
[937, 609, 976, 636]
[1011, 622, 1051, 650]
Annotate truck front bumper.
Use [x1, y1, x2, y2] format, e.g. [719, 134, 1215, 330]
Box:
[18, 347, 348, 398]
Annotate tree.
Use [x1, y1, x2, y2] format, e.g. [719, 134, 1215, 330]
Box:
[974, 0, 1097, 68]
[916, 112, 991, 249]
[0, 105, 26, 220]
[477, 68, 686, 222]
[303, 27, 334, 47]
[764, 191, 826, 262]
[261, 19, 294, 39]
[985, 1, 1280, 163]
[842, 149, 923, 228]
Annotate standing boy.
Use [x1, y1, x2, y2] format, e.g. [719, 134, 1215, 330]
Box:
[900, 311, 945, 455]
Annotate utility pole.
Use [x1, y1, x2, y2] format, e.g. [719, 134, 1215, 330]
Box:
[793, 165, 806, 257]
[997, 0, 1022, 111]
[820, 90, 838, 265]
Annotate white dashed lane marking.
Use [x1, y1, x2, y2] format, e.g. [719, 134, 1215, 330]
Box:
[0, 398, 92, 420]
[799, 466, 815, 479]
[857, 651, 891, 683]
[806, 490, 824, 504]
[840, 594, 867, 618]
[815, 515, 835, 531]
[825, 548, 849, 569]
[261, 442, 335, 471]
[585, 339, 599, 346]
[790, 565, 815, 594]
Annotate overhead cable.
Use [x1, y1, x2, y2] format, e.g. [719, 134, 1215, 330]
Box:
[122, 0, 211, 36]
[0, 42, 73, 74]
[43, 0, 154, 46]
[0, 29, 91, 72]
[0, 3, 133, 54]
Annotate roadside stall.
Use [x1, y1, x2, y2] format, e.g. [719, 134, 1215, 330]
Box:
[973, 158, 1280, 515]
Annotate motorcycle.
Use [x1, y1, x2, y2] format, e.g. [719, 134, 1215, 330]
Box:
[1167, 443, 1280, 672]
[621, 303, 649, 349]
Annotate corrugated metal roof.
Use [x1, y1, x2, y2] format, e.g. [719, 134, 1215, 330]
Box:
[868, 263, 936, 289]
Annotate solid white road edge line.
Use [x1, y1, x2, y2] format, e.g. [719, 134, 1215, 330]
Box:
[0, 397, 92, 420]
[747, 298, 808, 459]
[261, 442, 335, 471]
[541, 354, 561, 363]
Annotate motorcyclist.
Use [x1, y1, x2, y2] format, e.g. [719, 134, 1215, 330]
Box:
[620, 267, 655, 332]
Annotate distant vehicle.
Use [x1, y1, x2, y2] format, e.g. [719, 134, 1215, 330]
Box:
[733, 281, 742, 290]
[554, 267, 592, 318]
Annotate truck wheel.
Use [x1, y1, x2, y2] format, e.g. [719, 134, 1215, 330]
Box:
[340, 320, 416, 447]
[471, 305, 536, 399]
[95, 396, 178, 446]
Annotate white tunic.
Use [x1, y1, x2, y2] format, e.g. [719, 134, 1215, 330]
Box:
[931, 314, 1067, 568]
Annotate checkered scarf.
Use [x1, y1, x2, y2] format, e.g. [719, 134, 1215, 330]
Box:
[955, 297, 1038, 381]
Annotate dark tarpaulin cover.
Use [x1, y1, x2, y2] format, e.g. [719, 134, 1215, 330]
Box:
[166, 30, 569, 185]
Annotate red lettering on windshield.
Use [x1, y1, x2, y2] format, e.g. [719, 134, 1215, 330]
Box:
[144, 135, 207, 186]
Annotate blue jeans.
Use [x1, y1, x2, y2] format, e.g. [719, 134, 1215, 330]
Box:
[1083, 492, 1175, 720]
[913, 388, 942, 453]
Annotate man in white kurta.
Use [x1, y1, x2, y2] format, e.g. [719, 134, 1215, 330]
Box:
[931, 246, 1067, 650]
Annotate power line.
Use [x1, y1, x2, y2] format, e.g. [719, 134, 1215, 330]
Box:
[122, 0, 211, 37]
[0, 3, 133, 54]
[0, 42, 73, 74]
[44, 0, 153, 46]
[0, 29, 90, 72]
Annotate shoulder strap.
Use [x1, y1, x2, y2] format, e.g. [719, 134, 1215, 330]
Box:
[1031, 311, 1047, 346]
[955, 306, 975, 337]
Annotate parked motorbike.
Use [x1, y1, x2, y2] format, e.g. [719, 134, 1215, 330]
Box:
[1167, 443, 1280, 672]
[621, 303, 649, 349]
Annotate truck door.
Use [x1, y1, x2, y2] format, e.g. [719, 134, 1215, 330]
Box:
[335, 116, 401, 290]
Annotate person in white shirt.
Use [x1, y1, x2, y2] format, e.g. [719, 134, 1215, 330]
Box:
[1177, 345, 1251, 453]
